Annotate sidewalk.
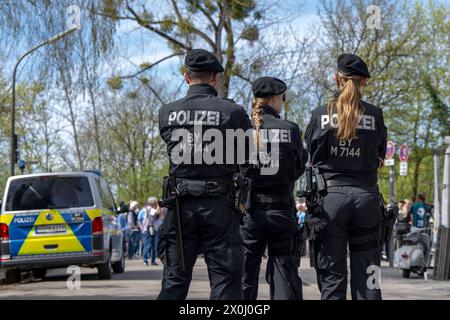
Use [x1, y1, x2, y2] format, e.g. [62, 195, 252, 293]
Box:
[1, 257, 450, 299]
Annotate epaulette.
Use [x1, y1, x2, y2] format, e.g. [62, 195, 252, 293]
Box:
[222, 97, 236, 103]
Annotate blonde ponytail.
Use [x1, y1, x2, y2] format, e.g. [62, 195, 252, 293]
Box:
[327, 71, 365, 141]
[252, 97, 270, 151]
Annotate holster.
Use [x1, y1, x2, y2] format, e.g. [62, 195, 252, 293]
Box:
[377, 190, 398, 244]
[291, 227, 304, 267]
[303, 201, 328, 241]
[383, 203, 399, 243]
[232, 173, 252, 215]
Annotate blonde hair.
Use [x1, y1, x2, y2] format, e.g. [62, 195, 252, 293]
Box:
[252, 97, 271, 150]
[327, 71, 365, 141]
[129, 201, 139, 211]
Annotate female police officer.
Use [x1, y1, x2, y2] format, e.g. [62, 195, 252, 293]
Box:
[305, 54, 387, 300]
[241, 77, 307, 300]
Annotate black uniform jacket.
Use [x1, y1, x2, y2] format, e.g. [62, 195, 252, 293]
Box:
[305, 100, 387, 186]
[246, 105, 307, 195]
[159, 84, 252, 180]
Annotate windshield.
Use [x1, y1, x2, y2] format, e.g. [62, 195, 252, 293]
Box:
[5, 176, 94, 211]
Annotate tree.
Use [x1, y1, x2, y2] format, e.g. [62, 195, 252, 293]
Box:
[309, 0, 449, 201]
[95, 0, 301, 98]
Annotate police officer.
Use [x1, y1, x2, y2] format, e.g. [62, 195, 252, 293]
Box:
[157, 49, 252, 300]
[305, 54, 388, 300]
[241, 77, 307, 300]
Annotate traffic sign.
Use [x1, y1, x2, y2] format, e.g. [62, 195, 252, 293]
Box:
[400, 161, 408, 176]
[386, 141, 396, 160]
[385, 159, 395, 166]
[399, 144, 409, 162]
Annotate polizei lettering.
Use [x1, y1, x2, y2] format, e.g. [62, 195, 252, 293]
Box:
[13, 216, 36, 224]
[260, 129, 292, 143]
[168, 110, 220, 126]
[320, 114, 376, 131]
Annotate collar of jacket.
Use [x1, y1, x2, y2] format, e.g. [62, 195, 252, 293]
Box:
[186, 84, 218, 97]
[261, 105, 280, 119]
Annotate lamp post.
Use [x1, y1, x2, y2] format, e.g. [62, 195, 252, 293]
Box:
[10, 27, 77, 176]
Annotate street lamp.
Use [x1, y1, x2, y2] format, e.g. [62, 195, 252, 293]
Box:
[10, 27, 77, 176]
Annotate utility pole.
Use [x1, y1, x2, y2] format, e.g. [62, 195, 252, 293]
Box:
[433, 153, 441, 254]
[10, 27, 77, 176]
[434, 137, 450, 280]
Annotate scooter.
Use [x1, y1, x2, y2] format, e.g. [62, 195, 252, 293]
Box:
[394, 218, 432, 278]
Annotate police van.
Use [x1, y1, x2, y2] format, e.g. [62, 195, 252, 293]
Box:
[0, 171, 125, 284]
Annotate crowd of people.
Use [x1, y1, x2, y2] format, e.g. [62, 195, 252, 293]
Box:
[118, 197, 167, 266]
[383, 192, 433, 261]
[398, 193, 432, 228]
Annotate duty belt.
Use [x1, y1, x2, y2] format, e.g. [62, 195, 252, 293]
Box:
[325, 179, 376, 190]
[176, 178, 233, 198]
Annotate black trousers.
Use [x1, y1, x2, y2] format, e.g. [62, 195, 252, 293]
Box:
[157, 195, 243, 300]
[315, 186, 383, 300]
[241, 204, 303, 300]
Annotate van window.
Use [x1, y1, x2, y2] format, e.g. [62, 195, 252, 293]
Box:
[96, 178, 115, 212]
[5, 176, 94, 211]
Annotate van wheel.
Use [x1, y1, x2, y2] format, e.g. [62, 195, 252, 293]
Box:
[33, 268, 47, 279]
[402, 269, 411, 278]
[5, 269, 21, 284]
[97, 250, 112, 280]
[112, 250, 125, 274]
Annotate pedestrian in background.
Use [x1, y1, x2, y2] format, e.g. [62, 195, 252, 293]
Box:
[148, 197, 164, 265]
[118, 202, 130, 258]
[408, 193, 432, 230]
[296, 201, 308, 257]
[402, 199, 413, 222]
[138, 197, 159, 266]
[296, 202, 307, 228]
[127, 201, 140, 260]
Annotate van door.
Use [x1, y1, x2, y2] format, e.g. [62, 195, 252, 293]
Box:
[96, 178, 121, 260]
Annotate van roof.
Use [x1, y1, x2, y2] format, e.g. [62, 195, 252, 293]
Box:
[6, 171, 101, 182]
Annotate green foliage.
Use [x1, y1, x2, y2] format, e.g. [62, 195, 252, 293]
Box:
[107, 76, 123, 90]
[227, 0, 256, 20]
[140, 76, 150, 85]
[102, 0, 121, 20]
[126, 91, 139, 99]
[178, 19, 195, 36]
[424, 75, 449, 137]
[139, 62, 151, 70]
[161, 16, 175, 32]
[241, 25, 259, 41]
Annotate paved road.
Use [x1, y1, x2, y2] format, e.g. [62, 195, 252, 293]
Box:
[1, 258, 449, 300]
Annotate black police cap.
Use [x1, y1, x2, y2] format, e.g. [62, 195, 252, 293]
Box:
[252, 77, 287, 98]
[184, 49, 224, 73]
[337, 53, 371, 78]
